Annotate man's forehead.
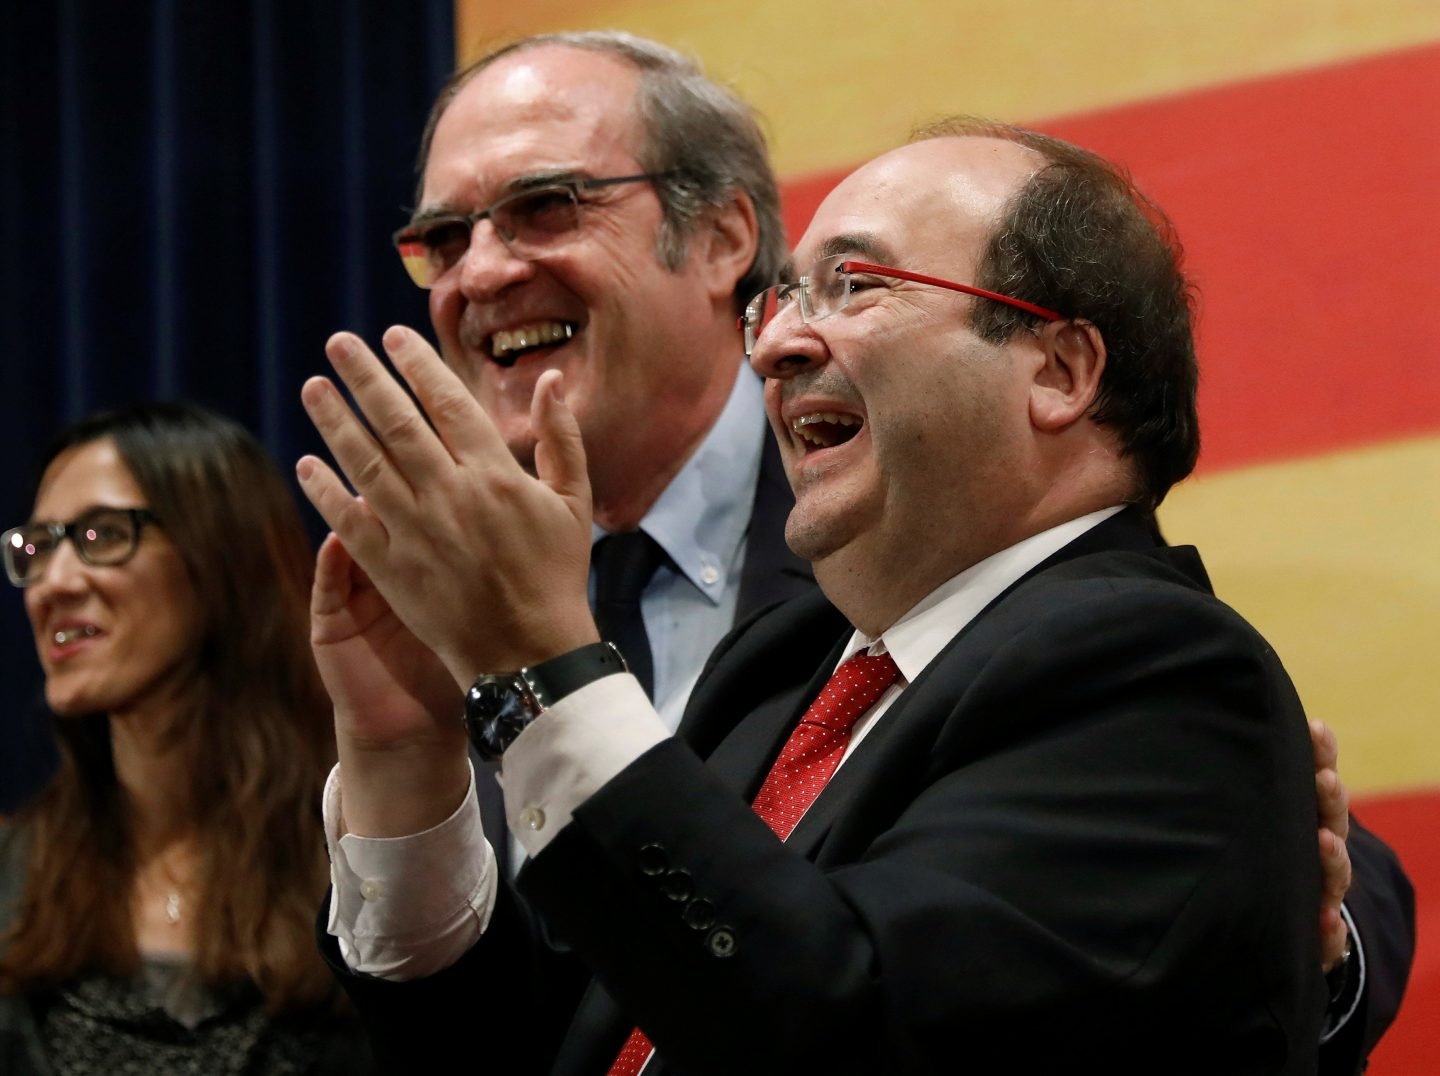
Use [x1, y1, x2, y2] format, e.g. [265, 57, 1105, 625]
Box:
[422, 46, 644, 205]
[795, 136, 1039, 269]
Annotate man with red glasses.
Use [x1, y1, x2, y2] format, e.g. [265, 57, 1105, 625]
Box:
[298, 32, 1411, 1076]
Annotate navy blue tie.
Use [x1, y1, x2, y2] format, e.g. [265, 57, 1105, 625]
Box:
[591, 531, 665, 699]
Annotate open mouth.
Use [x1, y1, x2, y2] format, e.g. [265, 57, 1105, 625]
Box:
[488, 321, 576, 367]
[792, 412, 862, 451]
[54, 624, 99, 646]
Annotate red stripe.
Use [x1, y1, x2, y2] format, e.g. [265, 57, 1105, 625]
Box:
[780, 43, 1440, 473]
[1350, 790, 1440, 1075]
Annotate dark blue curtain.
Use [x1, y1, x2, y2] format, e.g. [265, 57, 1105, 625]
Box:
[0, 1, 455, 809]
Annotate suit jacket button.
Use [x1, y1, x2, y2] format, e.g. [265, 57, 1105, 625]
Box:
[638, 843, 669, 876]
[705, 926, 737, 958]
[683, 899, 716, 931]
[660, 869, 694, 902]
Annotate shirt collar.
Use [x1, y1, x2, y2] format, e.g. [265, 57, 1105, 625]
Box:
[841, 505, 1126, 683]
[592, 365, 766, 605]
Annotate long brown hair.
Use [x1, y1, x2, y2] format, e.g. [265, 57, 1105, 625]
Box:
[0, 402, 336, 1013]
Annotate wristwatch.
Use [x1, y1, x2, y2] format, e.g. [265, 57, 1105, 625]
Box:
[463, 641, 627, 761]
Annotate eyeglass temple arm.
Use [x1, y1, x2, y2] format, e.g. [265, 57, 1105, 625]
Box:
[842, 261, 1063, 322]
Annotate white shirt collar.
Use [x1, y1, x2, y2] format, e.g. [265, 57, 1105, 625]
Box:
[592, 366, 765, 605]
[841, 506, 1127, 683]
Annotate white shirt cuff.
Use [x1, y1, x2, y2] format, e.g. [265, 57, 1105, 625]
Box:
[501, 672, 668, 857]
[323, 761, 497, 980]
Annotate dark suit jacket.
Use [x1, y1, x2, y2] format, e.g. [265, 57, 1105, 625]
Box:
[325, 509, 1344, 1074]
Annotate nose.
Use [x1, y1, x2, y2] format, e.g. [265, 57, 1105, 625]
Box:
[453, 218, 536, 298]
[748, 314, 831, 381]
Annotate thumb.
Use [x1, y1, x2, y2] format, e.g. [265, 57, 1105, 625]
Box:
[311, 531, 356, 619]
[532, 370, 591, 517]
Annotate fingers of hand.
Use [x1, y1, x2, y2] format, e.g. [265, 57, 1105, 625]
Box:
[311, 532, 355, 619]
[1319, 908, 1351, 973]
[313, 332, 445, 501]
[381, 325, 505, 464]
[300, 360, 417, 516]
[1315, 765, 1352, 840]
[531, 371, 591, 516]
[296, 452, 389, 561]
[1310, 718, 1339, 772]
[1318, 826, 1353, 904]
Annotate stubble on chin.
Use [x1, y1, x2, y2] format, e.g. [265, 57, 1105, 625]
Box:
[782, 484, 854, 565]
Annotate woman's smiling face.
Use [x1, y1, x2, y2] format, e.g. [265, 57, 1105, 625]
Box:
[23, 438, 202, 718]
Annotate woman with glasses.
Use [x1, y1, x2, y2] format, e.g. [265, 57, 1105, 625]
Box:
[0, 403, 373, 1073]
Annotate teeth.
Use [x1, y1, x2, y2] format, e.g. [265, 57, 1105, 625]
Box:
[55, 625, 99, 646]
[490, 322, 574, 359]
[791, 412, 860, 447]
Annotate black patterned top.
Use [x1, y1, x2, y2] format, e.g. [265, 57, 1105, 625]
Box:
[0, 827, 376, 1076]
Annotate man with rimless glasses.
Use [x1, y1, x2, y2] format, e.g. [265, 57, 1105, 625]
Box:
[294, 32, 1410, 1076]
[373, 31, 809, 822]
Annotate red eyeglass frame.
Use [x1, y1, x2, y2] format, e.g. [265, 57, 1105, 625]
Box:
[739, 258, 1063, 354]
[837, 261, 1063, 323]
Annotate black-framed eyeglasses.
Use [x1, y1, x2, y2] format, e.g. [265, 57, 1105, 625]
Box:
[3, 507, 160, 588]
[392, 172, 673, 288]
[740, 253, 1064, 357]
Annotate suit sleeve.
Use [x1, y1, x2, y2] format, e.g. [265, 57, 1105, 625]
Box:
[515, 577, 1328, 1075]
[317, 882, 591, 1075]
[1318, 818, 1416, 1076]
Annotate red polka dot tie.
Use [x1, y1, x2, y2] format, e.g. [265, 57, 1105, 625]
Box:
[606, 650, 901, 1076]
[750, 650, 901, 841]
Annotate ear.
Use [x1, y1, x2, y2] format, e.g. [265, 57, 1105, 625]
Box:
[1029, 318, 1106, 432]
[694, 190, 760, 305]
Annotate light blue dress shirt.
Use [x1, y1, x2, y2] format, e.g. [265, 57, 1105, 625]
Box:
[591, 364, 767, 732]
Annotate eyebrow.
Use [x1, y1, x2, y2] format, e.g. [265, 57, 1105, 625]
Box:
[26, 504, 148, 527]
[816, 232, 898, 265]
[781, 233, 901, 280]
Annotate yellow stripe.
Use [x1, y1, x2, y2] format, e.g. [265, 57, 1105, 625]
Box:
[1158, 435, 1440, 796]
[456, 0, 1440, 174]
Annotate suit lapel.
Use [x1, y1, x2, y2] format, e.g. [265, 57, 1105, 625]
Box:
[676, 590, 847, 758]
[787, 508, 1186, 863]
[702, 665, 828, 801]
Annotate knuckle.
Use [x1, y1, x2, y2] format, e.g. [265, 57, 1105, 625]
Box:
[349, 452, 390, 492]
[428, 387, 472, 427]
[381, 409, 431, 447]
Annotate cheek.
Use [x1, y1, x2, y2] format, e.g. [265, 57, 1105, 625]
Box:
[429, 287, 463, 340]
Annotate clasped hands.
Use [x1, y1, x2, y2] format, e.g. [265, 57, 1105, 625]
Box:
[296, 326, 600, 834]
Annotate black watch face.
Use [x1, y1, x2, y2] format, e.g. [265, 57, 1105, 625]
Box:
[465, 678, 534, 760]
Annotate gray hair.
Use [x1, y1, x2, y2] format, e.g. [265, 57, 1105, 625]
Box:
[415, 30, 784, 315]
